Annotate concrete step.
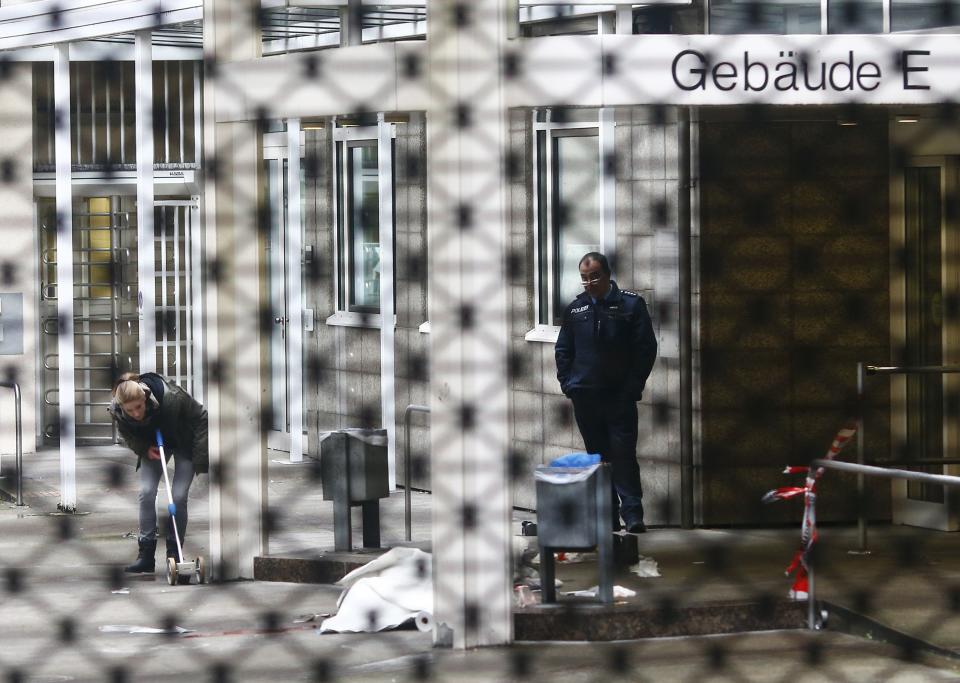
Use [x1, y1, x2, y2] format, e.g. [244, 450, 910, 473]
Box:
[514, 598, 808, 641]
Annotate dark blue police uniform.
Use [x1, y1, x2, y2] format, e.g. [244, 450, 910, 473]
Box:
[555, 281, 658, 529]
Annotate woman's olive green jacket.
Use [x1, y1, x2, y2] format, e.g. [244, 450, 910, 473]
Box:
[107, 373, 208, 474]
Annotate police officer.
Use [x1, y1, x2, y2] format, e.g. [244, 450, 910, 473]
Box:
[555, 252, 657, 533]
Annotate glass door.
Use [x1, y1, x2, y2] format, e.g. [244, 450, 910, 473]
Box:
[263, 145, 306, 454]
[893, 157, 960, 530]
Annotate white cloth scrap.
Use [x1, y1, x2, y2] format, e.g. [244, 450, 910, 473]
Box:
[630, 556, 662, 578]
[563, 585, 637, 599]
[320, 547, 433, 634]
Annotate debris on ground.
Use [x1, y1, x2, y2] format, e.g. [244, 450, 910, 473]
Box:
[99, 624, 194, 635]
[630, 556, 661, 578]
[292, 613, 331, 624]
[562, 585, 637, 599]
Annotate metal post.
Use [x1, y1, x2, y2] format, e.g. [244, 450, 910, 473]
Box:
[614, 4, 633, 34]
[54, 43, 77, 512]
[808, 561, 817, 630]
[403, 403, 430, 542]
[135, 30, 156, 373]
[596, 465, 614, 604]
[505, 0, 520, 40]
[15, 383, 21, 507]
[598, 108, 614, 258]
[0, 382, 24, 507]
[110, 195, 120, 444]
[378, 115, 396, 486]
[287, 118, 304, 463]
[190, 197, 203, 403]
[857, 361, 867, 552]
[679, 109, 694, 530]
[340, 0, 363, 47]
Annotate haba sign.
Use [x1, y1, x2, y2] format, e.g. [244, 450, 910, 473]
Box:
[514, 34, 960, 106]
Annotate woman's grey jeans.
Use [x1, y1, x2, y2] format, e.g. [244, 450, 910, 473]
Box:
[137, 451, 194, 542]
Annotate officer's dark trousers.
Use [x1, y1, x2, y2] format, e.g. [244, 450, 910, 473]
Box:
[570, 390, 644, 527]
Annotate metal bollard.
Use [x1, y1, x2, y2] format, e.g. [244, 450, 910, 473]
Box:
[0, 381, 23, 506]
[403, 404, 430, 542]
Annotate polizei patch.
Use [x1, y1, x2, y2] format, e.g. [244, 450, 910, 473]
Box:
[571, 305, 590, 314]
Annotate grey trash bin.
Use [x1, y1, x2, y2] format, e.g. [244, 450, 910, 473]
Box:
[535, 463, 614, 604]
[321, 428, 389, 551]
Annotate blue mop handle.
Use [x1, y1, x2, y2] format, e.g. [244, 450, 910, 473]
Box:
[156, 429, 175, 516]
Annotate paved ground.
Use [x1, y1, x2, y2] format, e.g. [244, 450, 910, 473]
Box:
[1, 447, 959, 681]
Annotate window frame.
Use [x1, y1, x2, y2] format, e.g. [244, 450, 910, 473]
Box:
[331, 124, 397, 322]
[528, 108, 615, 342]
[345, 139, 381, 314]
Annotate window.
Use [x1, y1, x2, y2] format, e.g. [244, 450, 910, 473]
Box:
[347, 143, 381, 312]
[332, 124, 396, 321]
[549, 132, 601, 319]
[529, 109, 613, 339]
[892, 0, 960, 30]
[829, 0, 884, 32]
[707, 0, 960, 34]
[32, 61, 200, 170]
[86, 197, 114, 299]
[709, 0, 821, 34]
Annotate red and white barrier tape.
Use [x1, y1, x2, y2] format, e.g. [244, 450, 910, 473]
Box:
[762, 423, 857, 600]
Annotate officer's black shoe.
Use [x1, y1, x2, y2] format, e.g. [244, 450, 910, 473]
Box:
[626, 520, 647, 534]
[613, 533, 640, 567]
[125, 539, 156, 573]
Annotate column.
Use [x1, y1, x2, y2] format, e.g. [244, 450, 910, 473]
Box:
[426, 0, 514, 648]
[54, 44, 76, 512]
[203, 0, 268, 578]
[135, 30, 156, 373]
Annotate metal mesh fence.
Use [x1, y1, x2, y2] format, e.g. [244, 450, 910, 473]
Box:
[2, 1, 960, 681]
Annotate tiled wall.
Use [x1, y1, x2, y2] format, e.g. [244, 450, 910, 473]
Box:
[699, 113, 891, 525]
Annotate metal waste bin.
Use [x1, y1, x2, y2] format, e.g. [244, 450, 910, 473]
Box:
[535, 463, 614, 604]
[321, 428, 389, 551]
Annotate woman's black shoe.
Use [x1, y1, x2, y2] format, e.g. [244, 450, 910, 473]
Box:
[124, 539, 156, 573]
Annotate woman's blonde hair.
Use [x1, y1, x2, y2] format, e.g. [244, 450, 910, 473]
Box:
[113, 373, 145, 405]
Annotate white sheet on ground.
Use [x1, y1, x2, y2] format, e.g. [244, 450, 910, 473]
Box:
[320, 547, 433, 634]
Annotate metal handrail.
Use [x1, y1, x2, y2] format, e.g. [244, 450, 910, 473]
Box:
[0, 382, 23, 506]
[855, 363, 960, 552]
[806, 458, 960, 631]
[402, 404, 430, 543]
[865, 365, 960, 375]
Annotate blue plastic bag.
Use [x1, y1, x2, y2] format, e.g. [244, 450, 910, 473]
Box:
[549, 452, 601, 468]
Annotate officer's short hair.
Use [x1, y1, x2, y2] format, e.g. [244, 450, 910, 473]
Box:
[579, 252, 611, 275]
